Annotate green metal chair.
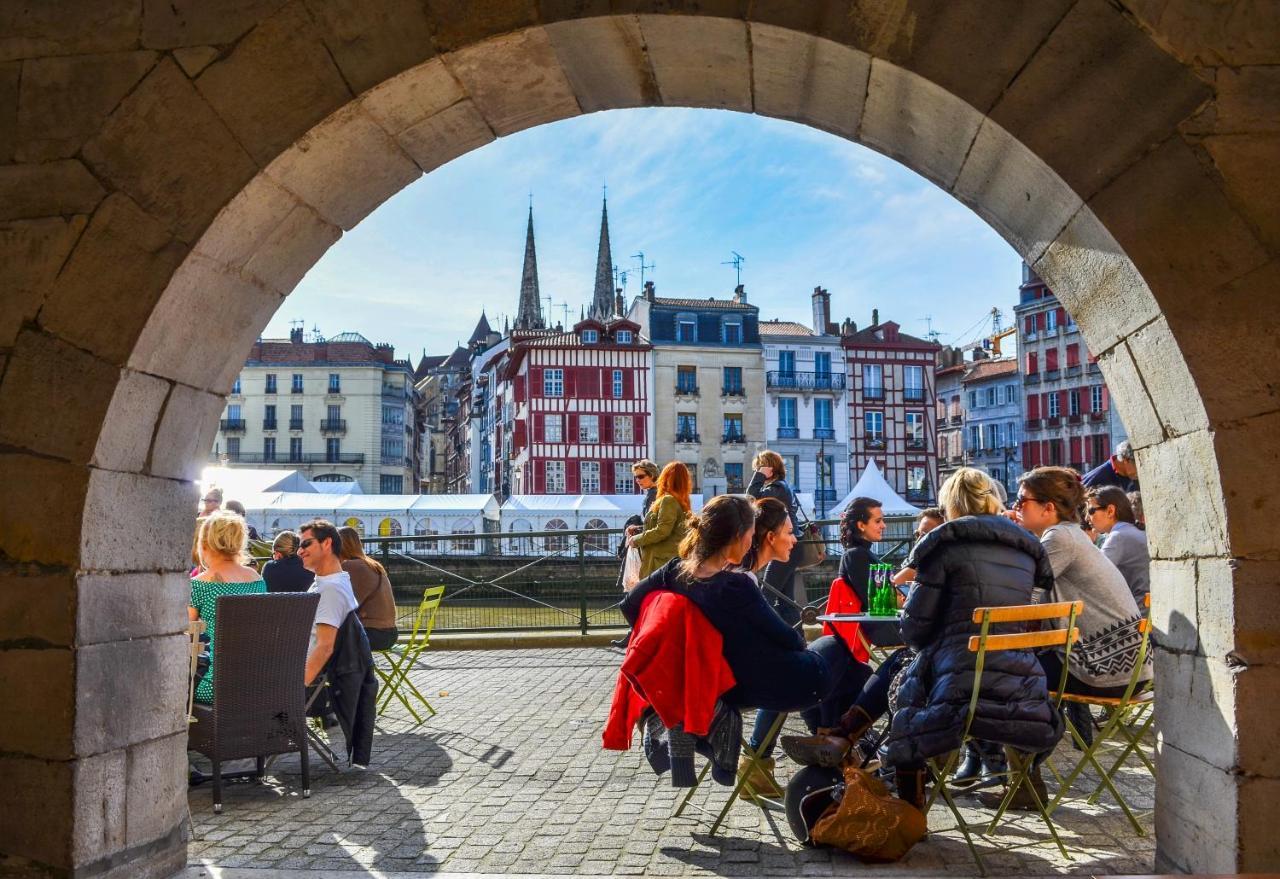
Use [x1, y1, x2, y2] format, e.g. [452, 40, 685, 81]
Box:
[374, 585, 445, 726]
[673, 711, 787, 836]
[926, 600, 1083, 876]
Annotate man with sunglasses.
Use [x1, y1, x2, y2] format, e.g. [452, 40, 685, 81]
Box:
[298, 519, 358, 687]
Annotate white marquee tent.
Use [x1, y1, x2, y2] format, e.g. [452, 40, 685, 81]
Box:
[830, 461, 923, 518]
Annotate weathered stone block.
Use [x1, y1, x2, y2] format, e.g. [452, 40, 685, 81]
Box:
[74, 634, 188, 755]
[0, 160, 105, 221]
[14, 51, 157, 161]
[0, 61, 18, 160]
[1155, 651, 1240, 774]
[638, 15, 750, 111]
[0, 0, 140, 63]
[1094, 342, 1163, 449]
[953, 118, 1083, 266]
[1148, 558, 1198, 654]
[0, 329, 119, 464]
[0, 648, 73, 758]
[1212, 410, 1280, 561]
[0, 564, 75, 646]
[172, 46, 219, 77]
[360, 57, 466, 134]
[1124, 0, 1280, 67]
[41, 194, 189, 366]
[76, 572, 189, 646]
[1139, 430, 1228, 560]
[445, 27, 581, 136]
[192, 174, 298, 270]
[124, 732, 187, 848]
[82, 59, 258, 243]
[0, 456, 88, 566]
[148, 384, 227, 481]
[1154, 739, 1240, 874]
[306, 0, 437, 95]
[141, 0, 288, 50]
[1203, 132, 1280, 254]
[750, 24, 869, 140]
[0, 754, 74, 867]
[545, 17, 656, 113]
[264, 104, 421, 230]
[243, 202, 342, 294]
[0, 215, 87, 348]
[423, 0, 537, 52]
[1205, 557, 1280, 667]
[1126, 316, 1209, 439]
[1237, 775, 1280, 871]
[128, 253, 284, 391]
[80, 470, 199, 573]
[1032, 205, 1162, 356]
[989, 0, 1208, 200]
[195, 2, 352, 166]
[1208, 66, 1280, 134]
[860, 58, 983, 191]
[394, 100, 494, 174]
[91, 369, 172, 475]
[70, 749, 127, 864]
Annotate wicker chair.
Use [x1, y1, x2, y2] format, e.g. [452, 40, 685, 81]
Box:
[188, 592, 319, 813]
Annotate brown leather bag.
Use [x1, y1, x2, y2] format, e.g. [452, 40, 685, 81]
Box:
[810, 764, 927, 862]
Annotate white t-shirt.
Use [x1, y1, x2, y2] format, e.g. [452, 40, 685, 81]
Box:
[308, 570, 358, 654]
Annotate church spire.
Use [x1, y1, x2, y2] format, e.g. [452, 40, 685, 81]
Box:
[588, 192, 615, 322]
[515, 203, 545, 330]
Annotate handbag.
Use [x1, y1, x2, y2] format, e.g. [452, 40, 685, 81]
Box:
[809, 763, 927, 861]
[789, 486, 826, 569]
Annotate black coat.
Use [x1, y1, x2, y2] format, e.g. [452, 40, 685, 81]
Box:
[746, 471, 799, 531]
[885, 515, 1063, 767]
[310, 611, 378, 766]
[262, 554, 315, 593]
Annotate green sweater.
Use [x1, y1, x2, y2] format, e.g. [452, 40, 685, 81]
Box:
[631, 494, 690, 579]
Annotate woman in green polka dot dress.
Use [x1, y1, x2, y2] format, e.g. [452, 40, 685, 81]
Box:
[189, 510, 266, 703]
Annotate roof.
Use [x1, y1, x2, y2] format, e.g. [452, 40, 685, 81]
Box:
[468, 312, 494, 345]
[327, 332, 373, 345]
[414, 353, 447, 380]
[759, 320, 815, 338]
[963, 358, 1019, 383]
[441, 345, 470, 369]
[201, 466, 317, 497]
[842, 321, 939, 350]
[652, 296, 755, 312]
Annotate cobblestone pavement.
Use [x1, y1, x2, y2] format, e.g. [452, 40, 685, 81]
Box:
[188, 648, 1156, 875]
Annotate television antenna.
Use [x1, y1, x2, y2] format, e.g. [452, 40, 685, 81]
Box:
[631, 252, 655, 288]
[722, 251, 746, 286]
[919, 315, 947, 344]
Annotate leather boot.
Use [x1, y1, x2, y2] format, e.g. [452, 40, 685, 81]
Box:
[895, 766, 929, 813]
[951, 743, 983, 788]
[737, 755, 784, 800]
[977, 755, 1048, 812]
[781, 706, 875, 767]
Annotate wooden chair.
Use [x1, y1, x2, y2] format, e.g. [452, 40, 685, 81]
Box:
[375, 585, 444, 725]
[926, 600, 1083, 876]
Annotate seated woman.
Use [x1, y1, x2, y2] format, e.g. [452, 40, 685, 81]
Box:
[261, 530, 315, 593]
[621, 495, 854, 794]
[189, 511, 267, 703]
[338, 526, 400, 651]
[785, 468, 1063, 812]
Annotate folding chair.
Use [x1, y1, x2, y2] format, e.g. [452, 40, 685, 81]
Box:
[1045, 593, 1154, 836]
[925, 600, 1083, 876]
[673, 711, 787, 836]
[375, 585, 444, 725]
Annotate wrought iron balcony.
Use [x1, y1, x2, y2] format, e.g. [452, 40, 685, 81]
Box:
[777, 426, 799, 439]
[1089, 411, 1106, 422]
[219, 418, 246, 433]
[289, 418, 304, 430]
[865, 437, 886, 450]
[766, 371, 845, 391]
[264, 382, 278, 395]
[1065, 364, 1082, 377]
[813, 427, 835, 440]
[1023, 373, 1041, 385]
[320, 419, 347, 434]
[722, 384, 746, 397]
[950, 415, 963, 425]
[675, 432, 700, 444]
[262, 419, 277, 431]
[674, 384, 699, 397]
[906, 438, 926, 450]
[291, 385, 304, 394]
[722, 431, 746, 444]
[863, 386, 885, 400]
[1045, 416, 1062, 427]
[1087, 362, 1101, 375]
[1067, 413, 1082, 424]
[210, 452, 364, 465]
[1045, 369, 1061, 380]
[903, 388, 925, 402]
[1025, 418, 1042, 429]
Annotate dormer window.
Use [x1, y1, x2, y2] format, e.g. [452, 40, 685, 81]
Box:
[676, 313, 697, 343]
[722, 318, 743, 345]
[582, 329, 599, 344]
[616, 329, 632, 344]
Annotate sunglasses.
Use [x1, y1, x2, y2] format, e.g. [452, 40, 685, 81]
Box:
[1012, 495, 1043, 510]
[298, 538, 317, 550]
[1087, 506, 1105, 515]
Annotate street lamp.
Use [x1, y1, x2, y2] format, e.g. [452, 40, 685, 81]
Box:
[815, 436, 830, 519]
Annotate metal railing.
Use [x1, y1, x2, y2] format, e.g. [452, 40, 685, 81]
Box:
[320, 419, 347, 433]
[777, 426, 799, 439]
[766, 371, 845, 391]
[675, 432, 700, 444]
[220, 418, 246, 432]
[215, 451, 365, 465]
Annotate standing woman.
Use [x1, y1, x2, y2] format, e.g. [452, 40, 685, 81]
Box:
[337, 526, 400, 651]
[627, 461, 692, 579]
[189, 511, 267, 704]
[746, 450, 803, 626]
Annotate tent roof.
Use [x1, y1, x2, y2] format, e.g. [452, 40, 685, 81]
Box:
[202, 466, 317, 497]
[502, 494, 708, 515]
[239, 492, 500, 517]
[310, 480, 363, 494]
[830, 461, 921, 517]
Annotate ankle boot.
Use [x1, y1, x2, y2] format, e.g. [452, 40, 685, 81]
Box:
[951, 743, 982, 788]
[780, 706, 875, 767]
[895, 766, 928, 812]
[737, 755, 783, 799]
[977, 755, 1047, 812]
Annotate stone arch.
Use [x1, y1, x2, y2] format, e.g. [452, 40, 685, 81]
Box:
[1, 4, 1277, 876]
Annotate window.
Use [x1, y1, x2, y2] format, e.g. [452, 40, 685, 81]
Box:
[723, 366, 743, 395]
[545, 461, 565, 493]
[613, 415, 633, 444]
[862, 364, 883, 398]
[1066, 343, 1080, 367]
[580, 461, 601, 494]
[814, 398, 833, 437]
[264, 404, 276, 429]
[778, 350, 796, 376]
[778, 397, 798, 437]
[819, 454, 836, 490]
[723, 414, 744, 441]
[676, 365, 697, 394]
[906, 412, 924, 448]
[290, 404, 303, 430]
[328, 373, 340, 393]
[543, 368, 564, 397]
[864, 411, 885, 446]
[265, 374, 277, 394]
[226, 437, 240, 460]
[382, 405, 404, 426]
[325, 437, 341, 462]
[544, 413, 563, 443]
[232, 375, 241, 394]
[990, 423, 1002, 448]
[382, 437, 404, 461]
[676, 313, 697, 342]
[227, 403, 242, 422]
[1008, 422, 1017, 447]
[578, 414, 599, 443]
[985, 387, 997, 406]
[616, 329, 632, 344]
[263, 437, 276, 461]
[969, 390, 978, 409]
[970, 425, 980, 450]
[723, 319, 742, 344]
[814, 351, 831, 377]
[326, 403, 341, 422]
[380, 474, 403, 494]
[1046, 309, 1058, 331]
[1091, 385, 1104, 413]
[907, 466, 926, 492]
[612, 369, 624, 398]
[1048, 392, 1061, 418]
[904, 365, 924, 401]
[1026, 352, 1038, 374]
[1005, 384, 1017, 404]
[289, 437, 302, 461]
[725, 462, 744, 493]
[582, 328, 599, 344]
[677, 413, 698, 441]
[1069, 389, 1080, 416]
[291, 373, 304, 393]
[615, 462, 635, 493]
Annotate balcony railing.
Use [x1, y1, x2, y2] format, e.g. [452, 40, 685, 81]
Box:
[1088, 362, 1101, 375]
[950, 415, 963, 425]
[320, 419, 347, 433]
[1089, 411, 1106, 422]
[1024, 373, 1041, 385]
[777, 426, 799, 439]
[1045, 369, 1061, 380]
[906, 438, 926, 450]
[264, 383, 278, 395]
[219, 418, 246, 432]
[766, 371, 846, 391]
[289, 418, 304, 430]
[262, 419, 277, 431]
[865, 437, 886, 450]
[1026, 417, 1042, 429]
[382, 385, 404, 398]
[291, 385, 304, 394]
[674, 384, 699, 396]
[1067, 413, 1083, 424]
[722, 432, 746, 444]
[863, 386, 885, 400]
[1065, 364, 1082, 377]
[1045, 416, 1062, 427]
[814, 488, 838, 503]
[675, 432, 700, 444]
[210, 452, 365, 465]
[903, 388, 925, 402]
[813, 427, 835, 440]
[722, 384, 746, 397]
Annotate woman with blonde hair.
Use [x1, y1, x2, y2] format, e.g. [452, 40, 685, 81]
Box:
[188, 510, 266, 703]
[626, 461, 692, 579]
[337, 526, 400, 651]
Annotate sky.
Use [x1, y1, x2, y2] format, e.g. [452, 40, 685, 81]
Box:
[265, 107, 1025, 361]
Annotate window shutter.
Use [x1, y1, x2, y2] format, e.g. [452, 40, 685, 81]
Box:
[602, 416, 613, 444]
[1024, 316, 1034, 335]
[1069, 436, 1082, 463]
[1028, 395, 1040, 419]
[1056, 307, 1066, 327]
[1036, 312, 1046, 331]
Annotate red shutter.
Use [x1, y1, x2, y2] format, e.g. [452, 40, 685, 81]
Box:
[1036, 312, 1046, 331]
[535, 414, 544, 444]
[1041, 440, 1051, 465]
[1069, 436, 1082, 464]
[1028, 395, 1040, 419]
[602, 415, 613, 444]
[1027, 352, 1038, 374]
[1101, 386, 1110, 411]
[1024, 316, 1034, 335]
[1066, 343, 1079, 367]
[1058, 391, 1068, 415]
[1056, 307, 1066, 327]
[566, 414, 577, 443]
[1045, 347, 1058, 371]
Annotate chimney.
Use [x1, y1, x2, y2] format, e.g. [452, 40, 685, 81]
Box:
[811, 286, 831, 335]
[644, 280, 655, 302]
[871, 308, 879, 327]
[289, 326, 304, 344]
[733, 283, 746, 304]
